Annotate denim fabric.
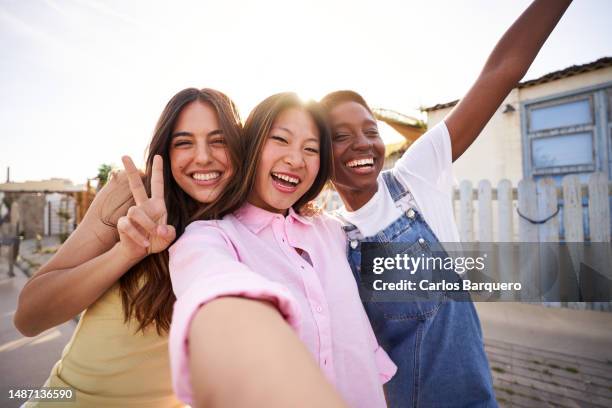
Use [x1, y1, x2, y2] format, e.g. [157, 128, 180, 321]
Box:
[342, 171, 497, 408]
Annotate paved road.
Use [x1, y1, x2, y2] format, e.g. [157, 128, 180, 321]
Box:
[477, 303, 612, 407]
[0, 244, 76, 408]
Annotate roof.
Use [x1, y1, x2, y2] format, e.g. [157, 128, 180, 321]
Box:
[372, 108, 425, 129]
[0, 178, 86, 193]
[423, 57, 612, 112]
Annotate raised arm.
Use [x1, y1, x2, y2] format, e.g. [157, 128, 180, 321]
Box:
[189, 297, 347, 408]
[14, 156, 174, 337]
[446, 0, 572, 161]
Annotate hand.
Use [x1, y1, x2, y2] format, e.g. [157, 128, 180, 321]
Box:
[116, 155, 176, 261]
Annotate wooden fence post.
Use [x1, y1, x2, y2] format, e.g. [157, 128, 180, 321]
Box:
[563, 175, 584, 242]
[478, 180, 493, 242]
[518, 179, 538, 243]
[587, 172, 611, 311]
[588, 172, 610, 242]
[497, 179, 513, 242]
[518, 179, 538, 301]
[537, 178, 560, 307]
[459, 180, 474, 242]
[497, 179, 515, 299]
[562, 175, 585, 310]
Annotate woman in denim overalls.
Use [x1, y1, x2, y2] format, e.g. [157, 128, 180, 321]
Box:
[320, 1, 572, 406]
[342, 171, 494, 407]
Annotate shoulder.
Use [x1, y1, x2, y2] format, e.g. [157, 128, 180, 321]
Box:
[307, 211, 346, 240]
[173, 219, 237, 252]
[396, 121, 449, 166]
[184, 219, 222, 233]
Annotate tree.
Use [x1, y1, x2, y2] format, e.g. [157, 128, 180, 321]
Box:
[96, 164, 114, 191]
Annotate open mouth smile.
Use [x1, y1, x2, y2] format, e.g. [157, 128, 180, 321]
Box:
[271, 171, 301, 193]
[345, 157, 375, 174]
[191, 171, 222, 185]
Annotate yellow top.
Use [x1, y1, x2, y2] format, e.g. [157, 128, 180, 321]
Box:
[26, 284, 185, 408]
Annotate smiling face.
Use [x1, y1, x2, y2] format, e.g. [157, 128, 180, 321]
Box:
[248, 107, 321, 214]
[328, 101, 385, 202]
[169, 100, 233, 204]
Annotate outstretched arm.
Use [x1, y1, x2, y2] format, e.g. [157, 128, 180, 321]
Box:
[189, 297, 347, 408]
[169, 223, 348, 407]
[446, 0, 572, 161]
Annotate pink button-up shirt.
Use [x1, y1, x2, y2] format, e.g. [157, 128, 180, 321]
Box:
[168, 203, 396, 407]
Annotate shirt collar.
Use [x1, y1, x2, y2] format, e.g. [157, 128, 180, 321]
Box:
[234, 202, 313, 234]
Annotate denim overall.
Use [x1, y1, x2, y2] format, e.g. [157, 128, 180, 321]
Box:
[342, 171, 496, 408]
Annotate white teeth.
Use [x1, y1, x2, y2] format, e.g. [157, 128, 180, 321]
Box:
[346, 158, 374, 168]
[192, 172, 220, 181]
[272, 172, 300, 184]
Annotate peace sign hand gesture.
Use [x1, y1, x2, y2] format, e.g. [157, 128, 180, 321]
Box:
[116, 155, 176, 262]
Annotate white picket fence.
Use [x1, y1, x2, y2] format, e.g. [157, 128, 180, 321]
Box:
[318, 172, 612, 312]
[319, 172, 611, 243]
[454, 172, 611, 244]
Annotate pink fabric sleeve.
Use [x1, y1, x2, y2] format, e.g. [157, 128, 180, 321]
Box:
[168, 221, 302, 404]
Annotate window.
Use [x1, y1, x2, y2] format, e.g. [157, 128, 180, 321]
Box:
[530, 99, 592, 131]
[521, 83, 612, 241]
[525, 94, 596, 176]
[531, 132, 593, 169]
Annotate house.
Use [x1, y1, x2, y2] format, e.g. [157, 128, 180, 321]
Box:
[0, 178, 88, 238]
[373, 108, 426, 169]
[424, 57, 612, 186]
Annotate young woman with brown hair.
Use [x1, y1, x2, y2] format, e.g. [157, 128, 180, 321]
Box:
[14, 87, 243, 407]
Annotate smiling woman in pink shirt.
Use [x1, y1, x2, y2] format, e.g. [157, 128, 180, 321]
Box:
[168, 93, 396, 407]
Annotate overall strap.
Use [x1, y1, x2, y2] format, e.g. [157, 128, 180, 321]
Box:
[334, 210, 361, 237]
[381, 170, 411, 203]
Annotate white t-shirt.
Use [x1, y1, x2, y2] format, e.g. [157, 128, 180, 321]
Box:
[337, 121, 460, 242]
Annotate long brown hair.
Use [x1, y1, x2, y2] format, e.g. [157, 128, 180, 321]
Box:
[194, 92, 332, 219]
[116, 88, 242, 335]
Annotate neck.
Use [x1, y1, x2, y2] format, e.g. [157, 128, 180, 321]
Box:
[333, 182, 378, 212]
[246, 198, 288, 216]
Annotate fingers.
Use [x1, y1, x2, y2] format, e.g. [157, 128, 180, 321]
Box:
[117, 216, 150, 248]
[151, 155, 165, 200]
[127, 206, 158, 236]
[121, 155, 149, 206]
[158, 224, 176, 244]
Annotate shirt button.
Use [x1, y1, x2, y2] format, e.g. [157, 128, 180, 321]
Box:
[407, 208, 416, 219]
[418, 237, 425, 245]
[323, 358, 328, 365]
[350, 240, 359, 249]
[315, 305, 323, 313]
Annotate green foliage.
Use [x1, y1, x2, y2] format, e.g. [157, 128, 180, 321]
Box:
[97, 164, 114, 189]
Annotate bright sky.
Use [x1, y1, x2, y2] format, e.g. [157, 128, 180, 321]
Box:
[1, 0, 611, 183]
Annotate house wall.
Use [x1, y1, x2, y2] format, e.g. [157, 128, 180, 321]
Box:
[426, 66, 612, 186]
